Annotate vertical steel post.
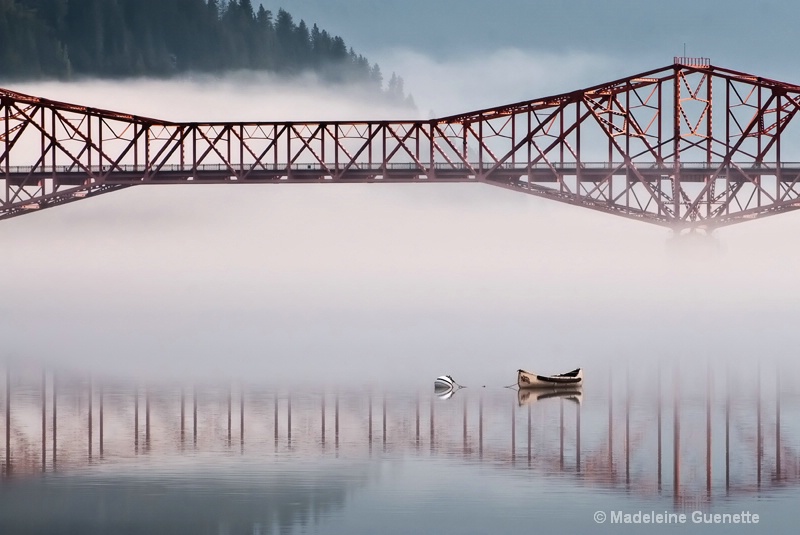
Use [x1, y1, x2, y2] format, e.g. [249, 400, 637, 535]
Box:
[657, 362, 662, 490]
[511, 396, 516, 464]
[381, 124, 386, 177]
[478, 120, 483, 178]
[134, 387, 140, 450]
[4, 366, 9, 474]
[463, 395, 468, 455]
[429, 395, 434, 453]
[287, 393, 292, 446]
[180, 387, 185, 444]
[725, 365, 731, 492]
[776, 367, 781, 480]
[706, 362, 712, 496]
[725, 81, 731, 218]
[576, 401, 581, 473]
[673, 68, 682, 220]
[478, 395, 483, 459]
[335, 392, 340, 450]
[99, 382, 104, 457]
[673, 363, 681, 504]
[368, 392, 372, 445]
[776, 95, 782, 200]
[193, 386, 198, 446]
[52, 371, 57, 470]
[41, 369, 46, 472]
[334, 125, 339, 178]
[145, 387, 150, 449]
[41, 107, 46, 176]
[657, 81, 663, 216]
[415, 394, 420, 447]
[87, 111, 92, 173]
[757, 363, 762, 488]
[527, 403, 532, 466]
[625, 366, 630, 485]
[321, 393, 326, 446]
[706, 74, 713, 219]
[98, 115, 103, 178]
[191, 124, 197, 177]
[238, 124, 243, 177]
[88, 378, 92, 459]
[560, 398, 565, 471]
[382, 395, 386, 449]
[428, 122, 434, 179]
[4, 101, 9, 203]
[273, 392, 278, 447]
[706, 362, 712, 497]
[608, 370, 613, 470]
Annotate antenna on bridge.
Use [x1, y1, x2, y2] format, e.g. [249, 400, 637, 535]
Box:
[676, 44, 711, 67]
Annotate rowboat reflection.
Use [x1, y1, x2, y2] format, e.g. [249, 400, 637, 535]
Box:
[517, 388, 582, 406]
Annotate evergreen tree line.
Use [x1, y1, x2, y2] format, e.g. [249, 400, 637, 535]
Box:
[0, 0, 413, 105]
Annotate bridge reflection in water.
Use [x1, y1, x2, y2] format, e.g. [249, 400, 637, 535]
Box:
[1, 363, 797, 509]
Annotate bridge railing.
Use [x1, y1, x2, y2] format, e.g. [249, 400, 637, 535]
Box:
[4, 161, 800, 175]
[674, 56, 711, 67]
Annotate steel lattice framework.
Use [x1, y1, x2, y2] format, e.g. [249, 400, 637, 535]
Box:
[4, 57, 800, 229]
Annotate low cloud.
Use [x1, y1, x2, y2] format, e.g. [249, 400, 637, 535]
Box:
[375, 48, 623, 117]
[3, 57, 800, 385]
[11, 70, 411, 123]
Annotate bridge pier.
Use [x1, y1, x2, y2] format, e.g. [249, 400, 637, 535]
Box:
[666, 229, 721, 257]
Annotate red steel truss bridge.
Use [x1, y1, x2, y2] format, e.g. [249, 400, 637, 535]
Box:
[3, 57, 800, 230]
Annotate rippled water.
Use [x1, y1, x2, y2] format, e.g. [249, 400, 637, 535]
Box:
[1, 362, 797, 534]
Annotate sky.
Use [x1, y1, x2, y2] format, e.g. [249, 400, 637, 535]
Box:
[267, 0, 800, 78]
[3, 2, 800, 388]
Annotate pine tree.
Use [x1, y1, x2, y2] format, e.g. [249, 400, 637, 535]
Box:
[0, 0, 415, 107]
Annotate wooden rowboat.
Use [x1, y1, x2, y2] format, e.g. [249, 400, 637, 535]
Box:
[517, 368, 582, 389]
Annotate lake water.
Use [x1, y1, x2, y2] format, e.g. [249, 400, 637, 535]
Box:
[1, 361, 797, 534]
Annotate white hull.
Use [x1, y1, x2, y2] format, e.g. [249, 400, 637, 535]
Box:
[517, 368, 583, 389]
[434, 375, 462, 400]
[434, 375, 456, 390]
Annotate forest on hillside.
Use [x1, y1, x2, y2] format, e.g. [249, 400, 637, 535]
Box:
[0, 0, 412, 105]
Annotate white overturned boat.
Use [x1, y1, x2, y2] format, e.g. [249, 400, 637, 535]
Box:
[434, 375, 463, 400]
[434, 375, 458, 391]
[517, 368, 582, 389]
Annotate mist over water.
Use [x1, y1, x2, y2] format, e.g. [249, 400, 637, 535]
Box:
[3, 67, 800, 387]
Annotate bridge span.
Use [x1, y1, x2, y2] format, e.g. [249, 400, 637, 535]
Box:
[4, 57, 800, 229]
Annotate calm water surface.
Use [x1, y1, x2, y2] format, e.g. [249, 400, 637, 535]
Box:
[1, 362, 797, 534]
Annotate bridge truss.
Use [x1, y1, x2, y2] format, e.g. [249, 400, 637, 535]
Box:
[3, 57, 800, 229]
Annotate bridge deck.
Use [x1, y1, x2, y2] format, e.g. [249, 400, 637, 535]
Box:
[4, 163, 800, 187]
